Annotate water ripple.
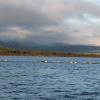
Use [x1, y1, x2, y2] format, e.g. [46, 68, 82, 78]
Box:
[0, 56, 100, 100]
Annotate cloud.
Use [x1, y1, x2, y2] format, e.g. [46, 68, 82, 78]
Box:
[64, 14, 100, 46]
[0, 0, 100, 46]
[0, 0, 66, 26]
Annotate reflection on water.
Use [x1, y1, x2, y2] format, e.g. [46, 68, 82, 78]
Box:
[0, 56, 100, 100]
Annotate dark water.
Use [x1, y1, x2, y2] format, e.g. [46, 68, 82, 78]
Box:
[0, 56, 100, 100]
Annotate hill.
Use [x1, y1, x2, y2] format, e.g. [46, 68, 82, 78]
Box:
[0, 41, 100, 57]
[0, 41, 100, 53]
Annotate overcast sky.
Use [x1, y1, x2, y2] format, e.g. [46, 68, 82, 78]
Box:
[0, 0, 100, 46]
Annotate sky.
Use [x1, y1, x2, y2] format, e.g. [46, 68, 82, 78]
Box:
[0, 0, 100, 46]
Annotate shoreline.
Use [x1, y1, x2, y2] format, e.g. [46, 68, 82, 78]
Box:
[0, 50, 100, 58]
[0, 54, 100, 58]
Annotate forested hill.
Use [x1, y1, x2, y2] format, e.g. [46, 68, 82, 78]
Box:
[0, 45, 100, 57]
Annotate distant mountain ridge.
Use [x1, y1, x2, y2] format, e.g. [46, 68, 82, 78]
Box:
[0, 40, 100, 53]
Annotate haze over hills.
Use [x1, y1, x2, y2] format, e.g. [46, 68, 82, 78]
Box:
[0, 0, 100, 51]
[0, 0, 100, 48]
[0, 40, 100, 53]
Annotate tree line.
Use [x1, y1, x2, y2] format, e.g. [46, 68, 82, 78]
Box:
[0, 49, 100, 57]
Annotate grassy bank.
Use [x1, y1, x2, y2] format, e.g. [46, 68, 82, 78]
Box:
[0, 49, 100, 58]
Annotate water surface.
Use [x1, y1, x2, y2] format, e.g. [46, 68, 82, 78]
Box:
[0, 56, 100, 100]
